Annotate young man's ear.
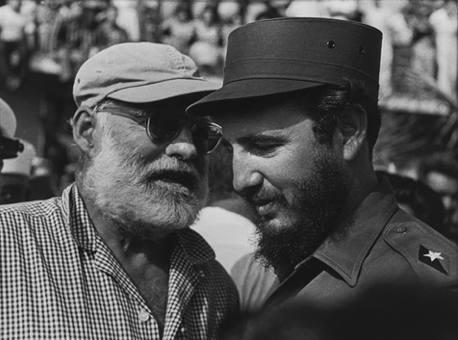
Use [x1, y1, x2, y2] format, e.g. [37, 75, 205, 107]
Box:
[72, 106, 96, 153]
[336, 104, 367, 161]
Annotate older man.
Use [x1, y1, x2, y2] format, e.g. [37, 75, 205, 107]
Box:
[0, 43, 238, 339]
[188, 18, 458, 311]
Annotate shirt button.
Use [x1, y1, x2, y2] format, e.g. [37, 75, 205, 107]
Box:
[139, 310, 150, 322]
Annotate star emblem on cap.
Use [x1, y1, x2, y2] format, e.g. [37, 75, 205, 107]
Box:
[423, 251, 444, 262]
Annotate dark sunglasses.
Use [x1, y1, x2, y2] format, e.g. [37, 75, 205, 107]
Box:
[0, 136, 24, 159]
[95, 102, 223, 155]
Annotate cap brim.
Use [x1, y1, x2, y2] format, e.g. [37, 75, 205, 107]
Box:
[187, 79, 324, 115]
[107, 78, 221, 103]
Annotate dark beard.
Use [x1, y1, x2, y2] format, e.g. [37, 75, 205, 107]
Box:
[249, 153, 350, 280]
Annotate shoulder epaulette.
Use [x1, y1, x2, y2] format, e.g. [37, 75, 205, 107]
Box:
[384, 216, 458, 287]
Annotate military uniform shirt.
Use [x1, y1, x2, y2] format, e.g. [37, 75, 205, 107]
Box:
[0, 184, 239, 339]
[264, 178, 458, 309]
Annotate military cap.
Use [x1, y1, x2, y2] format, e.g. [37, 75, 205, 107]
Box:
[188, 17, 382, 115]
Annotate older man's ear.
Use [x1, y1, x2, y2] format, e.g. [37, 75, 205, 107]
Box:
[72, 106, 96, 153]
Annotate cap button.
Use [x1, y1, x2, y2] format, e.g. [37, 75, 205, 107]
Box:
[327, 40, 336, 49]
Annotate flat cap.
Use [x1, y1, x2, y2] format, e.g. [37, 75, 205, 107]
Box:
[73, 42, 220, 109]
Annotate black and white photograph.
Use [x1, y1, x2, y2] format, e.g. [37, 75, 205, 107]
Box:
[1, 0, 457, 339]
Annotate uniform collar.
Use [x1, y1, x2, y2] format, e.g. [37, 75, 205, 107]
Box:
[61, 183, 215, 264]
[311, 177, 398, 286]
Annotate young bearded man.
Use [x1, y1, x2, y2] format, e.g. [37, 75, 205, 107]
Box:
[188, 18, 458, 312]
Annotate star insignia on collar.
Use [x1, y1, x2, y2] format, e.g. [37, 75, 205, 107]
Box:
[423, 251, 444, 262]
[419, 245, 448, 275]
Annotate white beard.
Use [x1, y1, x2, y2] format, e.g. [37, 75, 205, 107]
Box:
[80, 118, 208, 241]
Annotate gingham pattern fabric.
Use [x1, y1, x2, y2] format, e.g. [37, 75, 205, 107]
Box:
[0, 184, 239, 340]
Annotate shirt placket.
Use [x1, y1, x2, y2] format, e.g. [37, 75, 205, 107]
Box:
[93, 237, 161, 339]
[163, 251, 204, 340]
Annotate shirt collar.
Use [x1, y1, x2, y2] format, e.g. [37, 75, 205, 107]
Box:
[61, 183, 98, 253]
[312, 177, 398, 286]
[61, 183, 216, 264]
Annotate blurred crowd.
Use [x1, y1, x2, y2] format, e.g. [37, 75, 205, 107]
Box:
[0, 0, 456, 96]
[1, 0, 457, 241]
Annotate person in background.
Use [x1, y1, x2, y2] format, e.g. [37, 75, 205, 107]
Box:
[188, 18, 458, 316]
[160, 2, 196, 55]
[0, 0, 28, 91]
[405, 2, 436, 92]
[0, 42, 238, 339]
[429, 0, 457, 98]
[220, 7, 243, 58]
[53, 0, 91, 82]
[1, 138, 36, 204]
[93, 4, 129, 54]
[0, 97, 23, 188]
[137, 1, 162, 43]
[362, 0, 412, 99]
[189, 4, 224, 75]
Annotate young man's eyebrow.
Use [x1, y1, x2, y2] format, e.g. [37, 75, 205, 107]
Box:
[237, 133, 288, 144]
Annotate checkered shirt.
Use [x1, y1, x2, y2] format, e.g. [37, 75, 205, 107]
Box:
[0, 184, 239, 339]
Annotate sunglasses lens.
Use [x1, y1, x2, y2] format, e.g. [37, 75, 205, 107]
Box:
[147, 114, 181, 143]
[146, 114, 222, 155]
[193, 124, 222, 155]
